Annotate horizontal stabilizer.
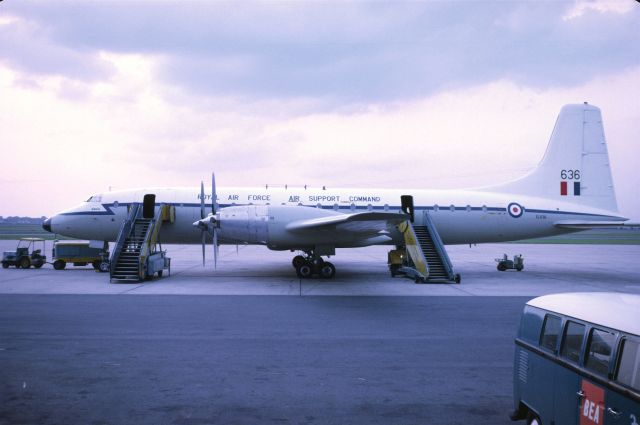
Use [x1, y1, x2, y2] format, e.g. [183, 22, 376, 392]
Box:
[286, 211, 406, 232]
[554, 220, 637, 230]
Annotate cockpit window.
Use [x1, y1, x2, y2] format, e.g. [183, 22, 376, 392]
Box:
[86, 194, 102, 202]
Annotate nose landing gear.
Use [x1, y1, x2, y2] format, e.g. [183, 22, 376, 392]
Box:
[292, 252, 336, 279]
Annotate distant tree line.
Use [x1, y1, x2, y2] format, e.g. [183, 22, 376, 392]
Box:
[0, 216, 47, 224]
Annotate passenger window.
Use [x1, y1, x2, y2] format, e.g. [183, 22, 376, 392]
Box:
[586, 328, 615, 376]
[616, 338, 640, 391]
[540, 314, 562, 352]
[561, 321, 585, 363]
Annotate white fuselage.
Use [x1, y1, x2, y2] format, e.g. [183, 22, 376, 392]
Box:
[50, 186, 625, 246]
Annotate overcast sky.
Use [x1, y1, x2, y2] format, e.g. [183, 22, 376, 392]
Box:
[0, 0, 638, 219]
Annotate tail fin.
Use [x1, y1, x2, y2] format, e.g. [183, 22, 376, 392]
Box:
[486, 103, 619, 212]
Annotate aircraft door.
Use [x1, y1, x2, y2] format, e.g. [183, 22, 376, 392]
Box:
[143, 194, 156, 219]
[401, 195, 415, 223]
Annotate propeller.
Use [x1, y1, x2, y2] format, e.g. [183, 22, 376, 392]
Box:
[200, 181, 206, 266]
[194, 173, 220, 269]
[211, 172, 219, 269]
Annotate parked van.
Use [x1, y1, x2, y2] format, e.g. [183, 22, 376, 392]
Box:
[512, 292, 639, 425]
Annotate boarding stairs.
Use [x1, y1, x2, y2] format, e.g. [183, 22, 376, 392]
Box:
[401, 212, 459, 283]
[110, 200, 173, 282]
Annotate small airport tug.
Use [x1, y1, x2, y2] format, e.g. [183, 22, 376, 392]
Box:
[495, 254, 524, 271]
[2, 238, 47, 269]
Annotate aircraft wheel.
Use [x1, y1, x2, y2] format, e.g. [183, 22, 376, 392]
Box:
[319, 262, 335, 279]
[99, 262, 110, 273]
[2, 262, 8, 269]
[292, 255, 306, 269]
[19, 258, 31, 269]
[296, 263, 313, 279]
[53, 260, 66, 270]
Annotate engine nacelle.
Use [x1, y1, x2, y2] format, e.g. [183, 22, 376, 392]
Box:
[217, 205, 270, 244]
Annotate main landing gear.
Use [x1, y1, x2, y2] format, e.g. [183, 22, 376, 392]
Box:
[292, 252, 336, 279]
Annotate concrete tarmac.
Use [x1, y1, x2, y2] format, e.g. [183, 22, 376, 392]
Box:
[1, 295, 524, 425]
[0, 241, 639, 296]
[0, 242, 639, 425]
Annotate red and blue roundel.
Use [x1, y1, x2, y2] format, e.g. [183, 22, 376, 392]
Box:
[508, 202, 525, 218]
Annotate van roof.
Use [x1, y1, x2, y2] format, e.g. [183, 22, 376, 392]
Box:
[527, 292, 640, 336]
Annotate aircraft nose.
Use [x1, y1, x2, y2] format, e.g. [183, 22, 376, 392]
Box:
[42, 217, 52, 233]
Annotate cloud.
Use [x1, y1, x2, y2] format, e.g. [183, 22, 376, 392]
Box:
[0, 50, 638, 219]
[1, 2, 638, 218]
[0, 13, 114, 81]
[563, 0, 635, 21]
[3, 1, 639, 102]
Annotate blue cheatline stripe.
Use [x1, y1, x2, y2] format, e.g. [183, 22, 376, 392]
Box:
[55, 202, 624, 221]
[574, 182, 581, 196]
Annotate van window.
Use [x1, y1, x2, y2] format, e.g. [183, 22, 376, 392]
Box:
[616, 338, 640, 391]
[561, 321, 585, 363]
[540, 314, 562, 352]
[586, 328, 615, 376]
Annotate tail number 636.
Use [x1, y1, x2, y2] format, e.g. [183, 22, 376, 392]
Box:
[561, 169, 580, 180]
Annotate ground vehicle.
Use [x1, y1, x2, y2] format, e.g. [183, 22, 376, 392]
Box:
[2, 238, 47, 269]
[512, 292, 640, 425]
[52, 240, 109, 272]
[497, 254, 524, 271]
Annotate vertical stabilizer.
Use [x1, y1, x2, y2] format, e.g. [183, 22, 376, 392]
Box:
[486, 103, 618, 212]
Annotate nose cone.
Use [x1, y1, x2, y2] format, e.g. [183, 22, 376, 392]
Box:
[42, 217, 52, 233]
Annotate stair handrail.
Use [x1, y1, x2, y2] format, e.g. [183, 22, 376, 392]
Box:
[424, 211, 455, 280]
[110, 203, 141, 279]
[137, 204, 169, 279]
[398, 220, 430, 279]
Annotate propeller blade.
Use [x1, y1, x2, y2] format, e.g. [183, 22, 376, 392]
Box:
[213, 228, 218, 269]
[199, 181, 207, 267]
[200, 181, 205, 219]
[211, 172, 217, 215]
[201, 230, 206, 266]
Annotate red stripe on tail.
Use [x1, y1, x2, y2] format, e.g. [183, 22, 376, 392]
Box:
[560, 181, 567, 196]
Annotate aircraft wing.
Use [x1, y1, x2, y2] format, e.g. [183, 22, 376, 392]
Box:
[554, 220, 638, 229]
[286, 211, 407, 236]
